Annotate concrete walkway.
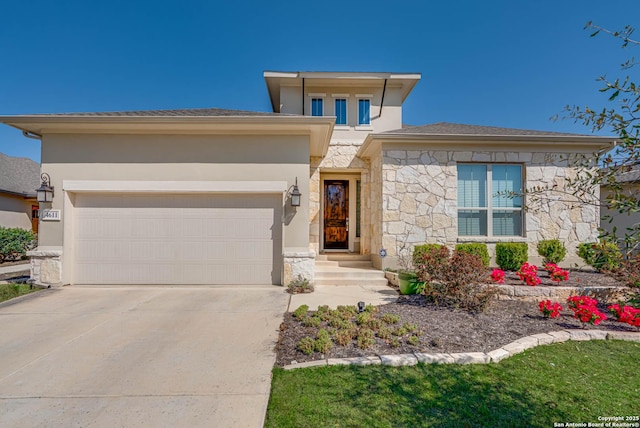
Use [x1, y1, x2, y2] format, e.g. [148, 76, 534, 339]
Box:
[0, 285, 289, 428]
[288, 283, 398, 311]
[0, 263, 31, 282]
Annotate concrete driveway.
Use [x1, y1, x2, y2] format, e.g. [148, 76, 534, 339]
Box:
[0, 285, 289, 427]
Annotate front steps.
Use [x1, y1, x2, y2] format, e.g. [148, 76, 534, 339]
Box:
[314, 253, 388, 286]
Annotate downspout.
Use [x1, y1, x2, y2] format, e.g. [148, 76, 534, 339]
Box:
[302, 78, 305, 115]
[23, 130, 42, 140]
[378, 79, 387, 118]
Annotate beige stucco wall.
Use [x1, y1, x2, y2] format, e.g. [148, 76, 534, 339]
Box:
[279, 84, 403, 134]
[39, 133, 311, 252]
[376, 147, 600, 269]
[0, 193, 34, 230]
[601, 183, 640, 245]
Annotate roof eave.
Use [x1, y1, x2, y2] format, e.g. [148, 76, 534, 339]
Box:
[358, 133, 616, 158]
[0, 114, 336, 158]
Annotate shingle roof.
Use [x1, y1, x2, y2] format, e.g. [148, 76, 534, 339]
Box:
[0, 153, 40, 197]
[385, 122, 589, 137]
[33, 107, 293, 117]
[614, 163, 640, 183]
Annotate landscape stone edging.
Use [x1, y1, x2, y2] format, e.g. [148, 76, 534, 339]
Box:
[282, 329, 640, 370]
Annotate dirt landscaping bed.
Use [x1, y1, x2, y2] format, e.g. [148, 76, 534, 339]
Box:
[276, 270, 638, 367]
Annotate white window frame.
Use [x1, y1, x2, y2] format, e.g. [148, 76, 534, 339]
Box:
[457, 163, 524, 237]
[332, 94, 349, 126]
[356, 94, 372, 126]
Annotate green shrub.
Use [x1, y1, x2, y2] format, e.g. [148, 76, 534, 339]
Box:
[377, 326, 392, 340]
[336, 305, 357, 317]
[455, 243, 490, 267]
[495, 242, 528, 271]
[0, 227, 36, 262]
[577, 242, 622, 272]
[292, 305, 308, 319]
[334, 328, 355, 346]
[356, 328, 375, 349]
[355, 311, 372, 326]
[390, 338, 400, 348]
[413, 244, 448, 268]
[381, 313, 400, 325]
[537, 240, 567, 265]
[366, 318, 382, 331]
[314, 329, 333, 353]
[407, 335, 420, 346]
[302, 316, 322, 328]
[297, 337, 315, 355]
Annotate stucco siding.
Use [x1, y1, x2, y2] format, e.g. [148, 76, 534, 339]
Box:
[0, 193, 33, 230]
[40, 134, 310, 251]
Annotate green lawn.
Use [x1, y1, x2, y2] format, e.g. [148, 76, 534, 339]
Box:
[0, 283, 38, 303]
[266, 340, 640, 428]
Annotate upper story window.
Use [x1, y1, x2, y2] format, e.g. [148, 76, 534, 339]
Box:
[311, 98, 323, 116]
[358, 99, 370, 125]
[457, 164, 523, 237]
[335, 99, 347, 125]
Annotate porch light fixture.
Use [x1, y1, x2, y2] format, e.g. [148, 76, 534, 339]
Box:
[289, 177, 301, 207]
[36, 173, 54, 203]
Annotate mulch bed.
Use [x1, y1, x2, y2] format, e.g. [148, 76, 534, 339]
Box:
[275, 270, 638, 367]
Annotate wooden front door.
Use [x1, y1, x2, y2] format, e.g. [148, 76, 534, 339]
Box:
[324, 180, 348, 249]
[31, 205, 39, 234]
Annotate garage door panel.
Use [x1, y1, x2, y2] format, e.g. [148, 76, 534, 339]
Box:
[73, 193, 282, 285]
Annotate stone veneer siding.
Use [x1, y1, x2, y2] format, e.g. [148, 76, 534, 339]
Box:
[27, 249, 63, 288]
[309, 139, 370, 254]
[378, 149, 599, 269]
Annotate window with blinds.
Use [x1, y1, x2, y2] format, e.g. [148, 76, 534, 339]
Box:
[457, 164, 523, 237]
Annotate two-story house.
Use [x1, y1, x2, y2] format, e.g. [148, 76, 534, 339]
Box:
[0, 70, 614, 288]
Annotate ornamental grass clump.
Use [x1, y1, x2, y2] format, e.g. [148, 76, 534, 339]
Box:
[567, 295, 607, 326]
[538, 300, 563, 318]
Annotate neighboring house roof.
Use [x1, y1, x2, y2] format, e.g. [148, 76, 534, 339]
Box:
[27, 107, 293, 117]
[0, 152, 40, 197]
[606, 162, 640, 184]
[382, 122, 589, 137]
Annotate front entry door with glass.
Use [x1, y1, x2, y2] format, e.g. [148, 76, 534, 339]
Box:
[323, 180, 349, 249]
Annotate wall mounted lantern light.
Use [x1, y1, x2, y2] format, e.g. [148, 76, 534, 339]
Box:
[289, 177, 301, 207]
[36, 173, 54, 203]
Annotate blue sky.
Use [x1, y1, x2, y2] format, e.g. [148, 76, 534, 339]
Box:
[1, 0, 638, 162]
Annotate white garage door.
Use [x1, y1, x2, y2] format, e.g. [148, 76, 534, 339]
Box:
[73, 193, 282, 285]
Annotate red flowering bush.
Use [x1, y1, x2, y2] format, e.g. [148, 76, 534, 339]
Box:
[567, 295, 607, 326]
[538, 300, 563, 318]
[517, 263, 541, 286]
[490, 269, 505, 284]
[544, 263, 570, 283]
[567, 295, 598, 310]
[608, 304, 640, 327]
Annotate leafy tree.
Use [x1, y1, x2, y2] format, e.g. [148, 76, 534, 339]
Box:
[564, 22, 640, 256]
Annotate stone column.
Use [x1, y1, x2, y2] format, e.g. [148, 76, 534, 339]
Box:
[283, 250, 316, 286]
[27, 249, 63, 288]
